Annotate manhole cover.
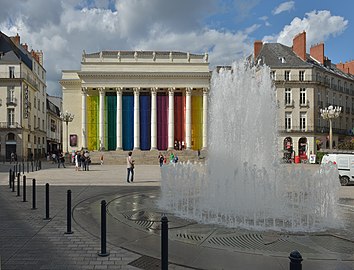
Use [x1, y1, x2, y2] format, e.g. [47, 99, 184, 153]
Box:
[128, 255, 161, 270]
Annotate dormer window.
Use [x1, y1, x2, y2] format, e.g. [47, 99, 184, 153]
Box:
[279, 57, 286, 63]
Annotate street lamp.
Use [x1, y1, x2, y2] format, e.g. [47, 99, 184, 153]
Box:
[320, 105, 341, 150]
[60, 111, 74, 154]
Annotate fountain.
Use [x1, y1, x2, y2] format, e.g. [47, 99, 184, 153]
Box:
[159, 61, 342, 232]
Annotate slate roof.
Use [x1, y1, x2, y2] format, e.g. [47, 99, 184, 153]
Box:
[0, 31, 33, 69]
[256, 42, 354, 80]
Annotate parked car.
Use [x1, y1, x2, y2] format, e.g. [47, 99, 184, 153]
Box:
[321, 153, 354, 186]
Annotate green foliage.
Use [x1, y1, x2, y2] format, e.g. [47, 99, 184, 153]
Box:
[316, 152, 326, 164]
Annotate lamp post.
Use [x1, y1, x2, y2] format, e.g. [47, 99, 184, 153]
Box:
[60, 111, 74, 154]
[320, 105, 341, 150]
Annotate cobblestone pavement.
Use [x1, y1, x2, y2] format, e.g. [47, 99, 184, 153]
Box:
[0, 162, 353, 270]
[0, 162, 189, 270]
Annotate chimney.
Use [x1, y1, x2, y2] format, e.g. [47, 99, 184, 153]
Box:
[36, 50, 43, 65]
[21, 43, 28, 51]
[254, 40, 263, 59]
[10, 33, 20, 46]
[336, 60, 354, 75]
[292, 31, 306, 61]
[310, 43, 324, 64]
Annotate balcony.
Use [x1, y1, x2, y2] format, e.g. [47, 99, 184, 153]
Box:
[278, 126, 315, 133]
[0, 122, 22, 128]
[6, 97, 17, 106]
[284, 99, 295, 108]
[0, 71, 39, 89]
[299, 99, 310, 108]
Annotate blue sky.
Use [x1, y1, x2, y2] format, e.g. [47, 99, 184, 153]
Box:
[0, 0, 352, 96]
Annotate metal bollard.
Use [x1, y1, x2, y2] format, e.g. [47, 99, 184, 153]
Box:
[43, 183, 51, 220]
[289, 250, 303, 270]
[12, 171, 15, 192]
[16, 173, 20, 197]
[22, 175, 27, 202]
[98, 200, 109, 256]
[22, 162, 25, 174]
[14, 164, 16, 175]
[9, 169, 12, 189]
[32, 179, 37, 209]
[65, 190, 73, 234]
[161, 216, 168, 270]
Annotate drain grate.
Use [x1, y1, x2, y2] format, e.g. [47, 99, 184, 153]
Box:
[128, 255, 161, 270]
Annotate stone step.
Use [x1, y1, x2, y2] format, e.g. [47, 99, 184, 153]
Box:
[85, 149, 207, 165]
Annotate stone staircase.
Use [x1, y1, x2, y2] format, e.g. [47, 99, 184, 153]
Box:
[88, 149, 207, 165]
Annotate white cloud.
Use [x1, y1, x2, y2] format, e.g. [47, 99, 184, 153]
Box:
[276, 10, 348, 48]
[0, 0, 256, 97]
[272, 1, 295, 15]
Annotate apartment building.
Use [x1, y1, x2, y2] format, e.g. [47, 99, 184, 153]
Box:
[0, 32, 47, 160]
[254, 31, 354, 159]
[46, 95, 62, 154]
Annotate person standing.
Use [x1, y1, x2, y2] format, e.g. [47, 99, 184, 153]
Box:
[58, 153, 66, 168]
[158, 152, 164, 167]
[126, 151, 135, 183]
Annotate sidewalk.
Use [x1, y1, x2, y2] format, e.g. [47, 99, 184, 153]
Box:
[0, 162, 188, 270]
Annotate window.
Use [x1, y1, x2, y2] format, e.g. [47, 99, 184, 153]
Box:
[7, 86, 15, 101]
[285, 88, 291, 105]
[339, 95, 342, 107]
[28, 134, 30, 143]
[34, 115, 36, 128]
[285, 112, 292, 130]
[7, 108, 15, 126]
[327, 91, 330, 106]
[284, 71, 290, 81]
[38, 99, 40, 110]
[34, 97, 36, 108]
[317, 91, 321, 106]
[300, 112, 306, 131]
[270, 71, 276, 80]
[9, 66, 15, 78]
[300, 88, 306, 105]
[42, 102, 44, 113]
[333, 93, 336, 106]
[299, 71, 305, 81]
[42, 120, 44, 130]
[50, 119, 56, 132]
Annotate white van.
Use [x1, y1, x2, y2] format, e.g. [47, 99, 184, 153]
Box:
[321, 153, 354, 186]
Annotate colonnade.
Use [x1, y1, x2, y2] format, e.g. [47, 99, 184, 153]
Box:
[80, 87, 208, 151]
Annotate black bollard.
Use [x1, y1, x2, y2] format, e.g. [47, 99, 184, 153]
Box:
[289, 250, 303, 270]
[161, 216, 168, 270]
[22, 175, 27, 202]
[32, 179, 37, 209]
[27, 161, 29, 173]
[44, 183, 50, 220]
[16, 173, 20, 197]
[65, 190, 73, 234]
[9, 169, 12, 189]
[18, 163, 21, 175]
[22, 162, 25, 174]
[98, 200, 109, 256]
[12, 171, 15, 192]
[14, 164, 17, 175]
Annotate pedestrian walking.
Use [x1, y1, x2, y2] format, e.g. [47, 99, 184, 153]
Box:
[100, 154, 104, 165]
[126, 151, 135, 183]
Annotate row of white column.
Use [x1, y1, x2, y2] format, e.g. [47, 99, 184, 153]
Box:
[81, 87, 209, 150]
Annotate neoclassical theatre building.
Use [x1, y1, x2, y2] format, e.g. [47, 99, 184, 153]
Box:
[60, 51, 210, 152]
